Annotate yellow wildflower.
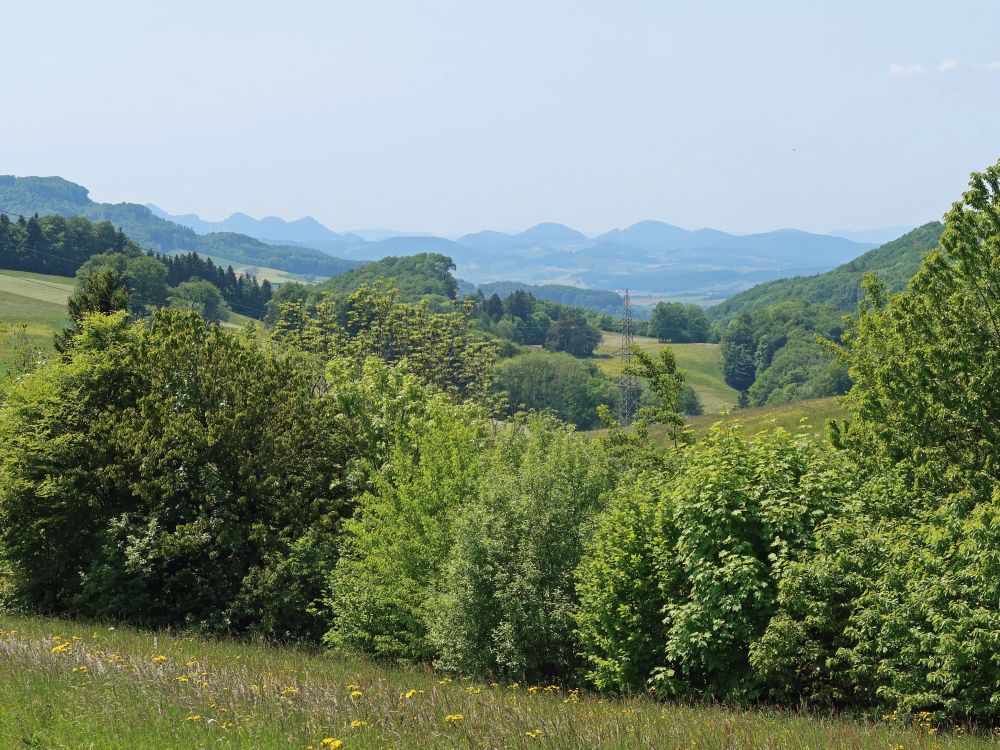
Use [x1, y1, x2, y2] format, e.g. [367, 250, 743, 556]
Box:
[350, 690, 364, 699]
[525, 729, 543, 738]
[320, 739, 343, 749]
[186, 714, 202, 721]
[153, 655, 167, 663]
[444, 714, 464, 724]
[350, 720, 368, 729]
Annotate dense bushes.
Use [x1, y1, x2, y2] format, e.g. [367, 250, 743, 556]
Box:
[0, 310, 431, 640]
[753, 160, 1000, 722]
[576, 425, 845, 696]
[429, 418, 616, 678]
[492, 350, 617, 428]
[2, 161, 1000, 727]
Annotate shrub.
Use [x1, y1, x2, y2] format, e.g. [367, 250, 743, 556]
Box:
[575, 424, 845, 699]
[428, 416, 616, 680]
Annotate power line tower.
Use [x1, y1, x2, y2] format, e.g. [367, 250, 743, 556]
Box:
[617, 289, 638, 425]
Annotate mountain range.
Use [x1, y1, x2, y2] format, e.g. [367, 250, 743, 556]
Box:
[2, 175, 910, 302]
[151, 205, 892, 299]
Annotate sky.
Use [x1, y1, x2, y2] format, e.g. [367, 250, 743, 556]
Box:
[2, 0, 999, 237]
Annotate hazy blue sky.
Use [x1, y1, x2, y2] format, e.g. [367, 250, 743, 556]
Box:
[3, 0, 999, 236]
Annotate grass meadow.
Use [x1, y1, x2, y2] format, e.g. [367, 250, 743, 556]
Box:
[593, 333, 739, 414]
[1, 613, 997, 749]
[0, 270, 73, 376]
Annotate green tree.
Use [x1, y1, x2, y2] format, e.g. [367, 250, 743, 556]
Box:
[0, 310, 354, 639]
[493, 350, 617, 428]
[168, 277, 230, 322]
[124, 255, 170, 312]
[754, 159, 1000, 723]
[55, 265, 130, 351]
[325, 390, 488, 660]
[576, 425, 845, 698]
[428, 416, 616, 679]
[544, 313, 602, 357]
[628, 346, 689, 446]
[720, 313, 756, 392]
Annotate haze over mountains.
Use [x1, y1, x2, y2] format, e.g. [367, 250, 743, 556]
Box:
[151, 202, 896, 301]
[1, 175, 913, 302]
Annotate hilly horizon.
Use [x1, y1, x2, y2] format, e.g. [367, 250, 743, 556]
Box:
[2, 174, 909, 303]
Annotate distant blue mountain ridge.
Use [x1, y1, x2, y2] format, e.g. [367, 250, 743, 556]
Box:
[1, 176, 913, 302]
[143, 205, 902, 301]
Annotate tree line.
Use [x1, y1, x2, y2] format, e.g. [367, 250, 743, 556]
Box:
[1, 161, 999, 727]
[0, 213, 273, 318]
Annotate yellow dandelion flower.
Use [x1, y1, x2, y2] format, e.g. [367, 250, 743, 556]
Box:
[153, 655, 167, 663]
[444, 714, 464, 724]
[350, 690, 364, 699]
[525, 729, 543, 738]
[320, 739, 342, 748]
[527, 686, 539, 694]
[51, 642, 72, 655]
[221, 722, 233, 730]
[176, 675, 189, 683]
[185, 714, 202, 721]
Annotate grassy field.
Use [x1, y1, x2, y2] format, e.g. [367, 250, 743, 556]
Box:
[0, 271, 74, 375]
[685, 396, 848, 439]
[0, 270, 260, 368]
[0, 613, 994, 750]
[593, 333, 739, 414]
[194, 252, 316, 286]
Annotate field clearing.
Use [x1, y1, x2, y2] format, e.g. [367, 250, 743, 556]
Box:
[0, 613, 993, 750]
[192, 251, 316, 285]
[0, 269, 75, 304]
[594, 333, 739, 414]
[0, 273, 74, 374]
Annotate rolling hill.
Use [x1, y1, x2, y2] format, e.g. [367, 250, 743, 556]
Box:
[0, 176, 360, 278]
[707, 222, 944, 326]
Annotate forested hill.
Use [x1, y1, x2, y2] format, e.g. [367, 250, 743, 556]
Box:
[0, 176, 360, 277]
[475, 281, 627, 317]
[707, 221, 944, 325]
[313, 253, 459, 301]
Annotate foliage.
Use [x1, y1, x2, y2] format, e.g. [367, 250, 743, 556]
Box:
[273, 284, 498, 401]
[754, 160, 1000, 723]
[54, 266, 131, 351]
[720, 300, 849, 406]
[544, 312, 602, 356]
[649, 302, 709, 343]
[627, 345, 690, 446]
[0, 212, 138, 276]
[492, 350, 617, 429]
[575, 472, 670, 692]
[708, 222, 945, 326]
[325, 389, 489, 660]
[168, 278, 230, 322]
[0, 310, 366, 640]
[575, 425, 845, 698]
[476, 281, 626, 316]
[315, 253, 458, 301]
[429, 417, 616, 680]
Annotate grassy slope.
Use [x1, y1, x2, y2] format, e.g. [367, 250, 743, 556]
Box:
[0, 614, 991, 750]
[0, 271, 73, 375]
[194, 251, 315, 285]
[593, 333, 739, 414]
[0, 271, 258, 373]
